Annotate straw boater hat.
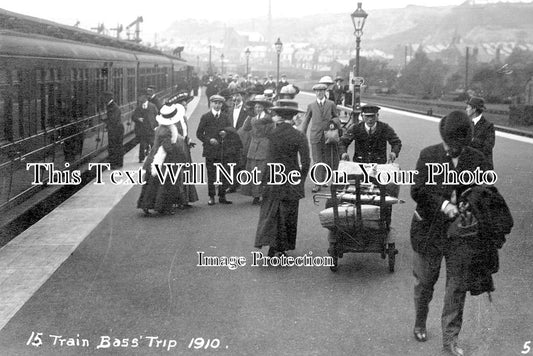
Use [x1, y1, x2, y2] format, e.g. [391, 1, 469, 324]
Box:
[156, 104, 182, 125]
[249, 94, 273, 108]
[271, 99, 305, 115]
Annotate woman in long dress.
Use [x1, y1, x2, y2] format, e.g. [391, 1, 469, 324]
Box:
[254, 100, 311, 257]
[137, 104, 187, 215]
[167, 91, 199, 208]
[240, 95, 274, 205]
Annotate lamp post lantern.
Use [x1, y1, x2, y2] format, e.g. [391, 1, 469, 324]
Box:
[350, 2, 368, 114]
[220, 53, 224, 75]
[274, 38, 283, 88]
[245, 48, 251, 76]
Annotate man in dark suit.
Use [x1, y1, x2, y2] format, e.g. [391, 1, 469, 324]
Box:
[332, 76, 345, 106]
[338, 105, 402, 164]
[226, 89, 249, 193]
[196, 95, 234, 205]
[102, 91, 124, 169]
[146, 85, 162, 111]
[255, 100, 311, 257]
[300, 83, 339, 192]
[132, 95, 158, 163]
[466, 96, 495, 169]
[410, 111, 491, 356]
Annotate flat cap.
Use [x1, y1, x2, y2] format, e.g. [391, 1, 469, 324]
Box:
[209, 94, 225, 103]
[312, 83, 328, 91]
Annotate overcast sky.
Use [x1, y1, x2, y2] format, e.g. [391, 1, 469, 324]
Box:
[3, 0, 529, 36]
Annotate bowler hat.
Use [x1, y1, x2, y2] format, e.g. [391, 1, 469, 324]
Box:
[466, 96, 486, 111]
[361, 105, 380, 116]
[439, 110, 472, 147]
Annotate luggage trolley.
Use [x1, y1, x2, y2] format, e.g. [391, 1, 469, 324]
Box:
[314, 162, 403, 272]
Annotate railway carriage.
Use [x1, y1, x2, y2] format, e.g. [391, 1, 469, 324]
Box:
[0, 9, 190, 212]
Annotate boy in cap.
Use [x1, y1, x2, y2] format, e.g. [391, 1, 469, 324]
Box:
[466, 96, 495, 169]
[196, 95, 234, 205]
[410, 110, 492, 356]
[300, 83, 339, 192]
[339, 105, 401, 164]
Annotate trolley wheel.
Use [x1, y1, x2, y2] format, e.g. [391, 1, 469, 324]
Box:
[330, 256, 339, 272]
[387, 243, 398, 273]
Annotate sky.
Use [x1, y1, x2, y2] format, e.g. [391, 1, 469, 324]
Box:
[2, 0, 530, 37]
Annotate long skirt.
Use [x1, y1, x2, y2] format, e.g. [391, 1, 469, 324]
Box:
[254, 196, 299, 251]
[240, 158, 267, 198]
[137, 171, 184, 213]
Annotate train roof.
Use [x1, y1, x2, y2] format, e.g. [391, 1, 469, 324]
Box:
[0, 8, 185, 61]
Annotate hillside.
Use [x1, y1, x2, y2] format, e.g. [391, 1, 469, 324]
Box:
[164, 2, 533, 55]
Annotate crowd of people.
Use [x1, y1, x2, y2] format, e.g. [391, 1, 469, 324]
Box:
[101, 72, 508, 356]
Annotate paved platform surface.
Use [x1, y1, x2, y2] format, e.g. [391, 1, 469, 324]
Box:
[0, 90, 532, 356]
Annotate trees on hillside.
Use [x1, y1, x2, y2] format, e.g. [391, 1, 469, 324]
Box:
[397, 51, 448, 99]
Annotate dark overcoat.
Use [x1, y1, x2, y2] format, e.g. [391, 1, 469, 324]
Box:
[339, 121, 401, 164]
[410, 144, 490, 256]
[196, 111, 233, 159]
[471, 115, 495, 168]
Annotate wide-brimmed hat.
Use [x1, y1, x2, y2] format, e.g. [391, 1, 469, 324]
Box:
[319, 76, 334, 85]
[209, 94, 225, 103]
[271, 99, 305, 115]
[249, 95, 273, 107]
[466, 96, 486, 111]
[335, 76, 344, 82]
[156, 104, 183, 125]
[279, 84, 300, 98]
[166, 91, 193, 106]
[312, 83, 328, 91]
[439, 110, 472, 148]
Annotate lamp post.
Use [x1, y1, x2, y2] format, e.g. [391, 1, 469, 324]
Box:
[350, 2, 368, 114]
[220, 53, 224, 75]
[274, 38, 283, 88]
[245, 48, 251, 76]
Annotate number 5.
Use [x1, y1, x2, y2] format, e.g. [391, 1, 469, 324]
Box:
[523, 341, 531, 354]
